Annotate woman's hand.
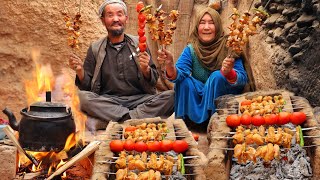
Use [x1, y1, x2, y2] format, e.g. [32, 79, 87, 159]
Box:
[220, 57, 235, 75]
[69, 54, 84, 80]
[138, 51, 151, 80]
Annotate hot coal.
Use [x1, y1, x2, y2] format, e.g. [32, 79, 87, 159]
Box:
[230, 144, 312, 180]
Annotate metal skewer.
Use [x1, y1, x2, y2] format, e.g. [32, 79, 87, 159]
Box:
[95, 171, 198, 176]
[95, 161, 200, 167]
[103, 155, 199, 160]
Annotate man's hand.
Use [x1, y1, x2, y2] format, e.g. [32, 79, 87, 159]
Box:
[69, 54, 84, 81]
[220, 57, 235, 75]
[138, 51, 151, 80]
[157, 48, 176, 79]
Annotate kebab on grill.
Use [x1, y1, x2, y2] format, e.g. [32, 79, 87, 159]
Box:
[115, 151, 176, 175]
[124, 123, 168, 142]
[234, 143, 280, 163]
[240, 95, 286, 116]
[226, 7, 269, 55]
[116, 168, 161, 180]
[62, 11, 82, 49]
[232, 126, 297, 148]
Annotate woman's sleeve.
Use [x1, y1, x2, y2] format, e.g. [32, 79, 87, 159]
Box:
[169, 46, 193, 83]
[232, 58, 249, 87]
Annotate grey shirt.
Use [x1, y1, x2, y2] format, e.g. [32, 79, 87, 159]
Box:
[100, 40, 143, 96]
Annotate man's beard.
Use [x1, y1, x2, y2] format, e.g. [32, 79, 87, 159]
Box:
[108, 27, 125, 36]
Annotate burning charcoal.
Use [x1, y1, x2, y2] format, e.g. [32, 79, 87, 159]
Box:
[169, 171, 186, 180]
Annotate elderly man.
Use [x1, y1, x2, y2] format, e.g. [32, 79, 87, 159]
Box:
[69, 0, 174, 130]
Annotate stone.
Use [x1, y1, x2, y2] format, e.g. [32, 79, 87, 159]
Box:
[283, 22, 296, 34]
[0, 145, 17, 179]
[268, 30, 274, 37]
[282, 7, 299, 17]
[264, 13, 281, 28]
[286, 33, 299, 43]
[283, 0, 296, 3]
[269, 3, 278, 14]
[297, 13, 317, 27]
[288, 44, 302, 55]
[280, 41, 290, 48]
[254, 2, 262, 8]
[314, 4, 320, 16]
[273, 27, 285, 44]
[312, 20, 320, 29]
[276, 16, 288, 27]
[283, 56, 293, 66]
[301, 0, 313, 12]
[277, 5, 285, 13]
[266, 36, 275, 43]
[292, 52, 304, 61]
[299, 32, 309, 40]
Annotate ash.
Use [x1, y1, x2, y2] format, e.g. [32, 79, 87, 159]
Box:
[230, 144, 312, 180]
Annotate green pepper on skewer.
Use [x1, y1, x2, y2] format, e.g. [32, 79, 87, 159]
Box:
[299, 125, 304, 147]
[180, 153, 185, 175]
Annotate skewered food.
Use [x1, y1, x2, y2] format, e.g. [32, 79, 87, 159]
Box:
[234, 143, 280, 163]
[226, 8, 269, 54]
[124, 123, 168, 142]
[232, 126, 296, 148]
[143, 5, 179, 48]
[62, 11, 81, 49]
[240, 95, 286, 116]
[114, 152, 176, 176]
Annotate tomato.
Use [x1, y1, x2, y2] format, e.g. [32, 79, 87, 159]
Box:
[172, 140, 189, 153]
[136, 1, 144, 13]
[123, 140, 135, 151]
[252, 115, 265, 126]
[160, 139, 173, 152]
[138, 28, 145, 37]
[240, 114, 252, 125]
[278, 112, 291, 125]
[134, 141, 148, 152]
[241, 100, 252, 106]
[290, 112, 307, 125]
[192, 133, 199, 141]
[125, 126, 137, 132]
[147, 141, 161, 152]
[226, 114, 241, 127]
[138, 13, 146, 23]
[264, 114, 279, 125]
[138, 22, 145, 29]
[109, 140, 124, 152]
[138, 43, 147, 52]
[139, 36, 146, 43]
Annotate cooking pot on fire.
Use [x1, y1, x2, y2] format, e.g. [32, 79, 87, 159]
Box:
[2, 96, 75, 152]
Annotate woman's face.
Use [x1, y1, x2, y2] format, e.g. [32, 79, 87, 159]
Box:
[198, 13, 216, 43]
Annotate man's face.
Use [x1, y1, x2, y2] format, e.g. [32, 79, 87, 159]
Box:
[101, 3, 128, 36]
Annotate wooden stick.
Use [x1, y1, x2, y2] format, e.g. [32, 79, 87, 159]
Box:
[46, 141, 100, 180]
[3, 126, 40, 166]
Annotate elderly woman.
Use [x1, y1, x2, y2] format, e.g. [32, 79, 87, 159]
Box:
[158, 7, 255, 125]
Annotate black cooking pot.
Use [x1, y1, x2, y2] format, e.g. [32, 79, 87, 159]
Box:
[2, 101, 75, 152]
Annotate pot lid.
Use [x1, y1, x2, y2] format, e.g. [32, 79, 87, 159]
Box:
[26, 101, 70, 118]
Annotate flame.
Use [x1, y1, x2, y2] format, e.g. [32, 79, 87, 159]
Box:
[24, 48, 55, 106]
[19, 49, 88, 178]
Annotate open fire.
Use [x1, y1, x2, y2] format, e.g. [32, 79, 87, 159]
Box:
[13, 48, 88, 179]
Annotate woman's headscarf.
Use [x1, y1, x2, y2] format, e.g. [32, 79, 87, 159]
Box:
[189, 7, 228, 72]
[189, 7, 256, 91]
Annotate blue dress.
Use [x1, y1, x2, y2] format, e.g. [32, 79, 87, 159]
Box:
[170, 44, 248, 124]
